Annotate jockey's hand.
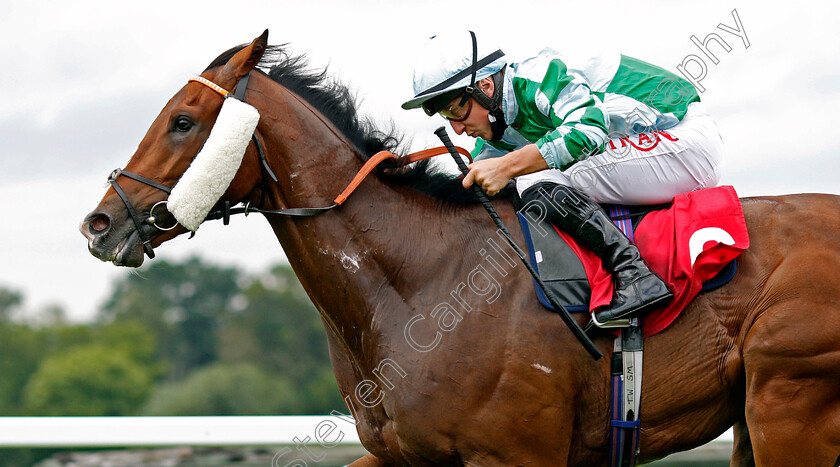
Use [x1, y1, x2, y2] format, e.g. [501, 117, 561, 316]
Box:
[462, 157, 511, 196]
[462, 145, 549, 196]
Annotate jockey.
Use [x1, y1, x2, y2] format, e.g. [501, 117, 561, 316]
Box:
[402, 31, 724, 326]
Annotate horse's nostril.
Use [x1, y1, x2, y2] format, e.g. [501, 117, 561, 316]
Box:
[89, 213, 111, 234]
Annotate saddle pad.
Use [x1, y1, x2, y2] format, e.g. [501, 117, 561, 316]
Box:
[634, 185, 749, 336]
[518, 212, 592, 313]
[519, 185, 749, 338]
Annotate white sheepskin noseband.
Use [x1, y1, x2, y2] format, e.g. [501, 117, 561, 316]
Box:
[167, 96, 260, 231]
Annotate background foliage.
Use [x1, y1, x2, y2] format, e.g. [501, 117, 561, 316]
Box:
[0, 257, 346, 466]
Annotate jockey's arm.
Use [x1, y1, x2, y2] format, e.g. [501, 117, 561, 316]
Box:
[462, 144, 547, 196]
[463, 60, 613, 196]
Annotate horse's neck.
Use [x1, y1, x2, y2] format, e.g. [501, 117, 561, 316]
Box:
[264, 177, 479, 358]
[256, 86, 489, 359]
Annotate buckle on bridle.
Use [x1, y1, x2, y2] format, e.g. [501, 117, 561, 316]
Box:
[106, 168, 122, 186]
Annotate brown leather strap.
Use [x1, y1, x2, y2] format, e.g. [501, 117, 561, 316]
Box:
[333, 146, 472, 205]
[204, 145, 474, 220]
[400, 145, 473, 164]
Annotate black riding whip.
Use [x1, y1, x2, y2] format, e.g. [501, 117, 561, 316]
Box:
[434, 127, 602, 360]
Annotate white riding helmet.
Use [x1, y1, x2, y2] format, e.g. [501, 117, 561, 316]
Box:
[401, 31, 506, 113]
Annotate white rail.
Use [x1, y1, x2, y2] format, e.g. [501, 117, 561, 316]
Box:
[0, 416, 733, 450]
[0, 416, 362, 448]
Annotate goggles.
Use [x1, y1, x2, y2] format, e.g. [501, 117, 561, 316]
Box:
[421, 90, 473, 122]
[438, 94, 473, 122]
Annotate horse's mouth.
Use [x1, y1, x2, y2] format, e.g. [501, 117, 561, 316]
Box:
[112, 230, 146, 267]
[83, 223, 148, 268]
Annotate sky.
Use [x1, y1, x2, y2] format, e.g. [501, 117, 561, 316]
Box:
[0, 0, 838, 322]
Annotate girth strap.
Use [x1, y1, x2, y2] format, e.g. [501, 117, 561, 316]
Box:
[609, 320, 644, 467]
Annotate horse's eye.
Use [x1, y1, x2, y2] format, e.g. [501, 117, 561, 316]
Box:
[173, 117, 194, 133]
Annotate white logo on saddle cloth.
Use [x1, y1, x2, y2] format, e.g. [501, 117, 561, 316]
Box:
[689, 227, 736, 267]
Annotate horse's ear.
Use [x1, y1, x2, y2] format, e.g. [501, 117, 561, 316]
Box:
[221, 30, 269, 83]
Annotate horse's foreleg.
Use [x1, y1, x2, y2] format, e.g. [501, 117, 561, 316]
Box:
[730, 419, 755, 467]
[347, 453, 390, 466]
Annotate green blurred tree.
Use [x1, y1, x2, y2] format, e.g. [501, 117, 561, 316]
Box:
[93, 257, 346, 415]
[0, 318, 162, 417]
[141, 362, 298, 415]
[218, 265, 345, 413]
[0, 286, 23, 321]
[23, 344, 153, 416]
[0, 323, 44, 415]
[99, 256, 239, 379]
[96, 319, 159, 368]
[31, 304, 67, 327]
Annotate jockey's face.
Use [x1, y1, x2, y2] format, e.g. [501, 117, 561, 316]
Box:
[447, 96, 492, 140]
[446, 77, 495, 140]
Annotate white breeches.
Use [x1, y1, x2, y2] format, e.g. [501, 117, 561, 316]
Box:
[515, 102, 724, 205]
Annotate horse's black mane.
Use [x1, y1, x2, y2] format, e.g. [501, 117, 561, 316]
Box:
[206, 44, 511, 204]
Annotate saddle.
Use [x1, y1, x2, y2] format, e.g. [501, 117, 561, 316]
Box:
[514, 185, 748, 338]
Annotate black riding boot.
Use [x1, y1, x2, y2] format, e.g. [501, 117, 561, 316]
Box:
[520, 182, 673, 324]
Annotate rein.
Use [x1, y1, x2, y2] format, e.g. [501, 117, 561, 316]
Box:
[205, 144, 473, 222]
[106, 73, 472, 257]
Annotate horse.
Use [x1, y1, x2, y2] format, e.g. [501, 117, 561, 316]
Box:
[80, 32, 840, 466]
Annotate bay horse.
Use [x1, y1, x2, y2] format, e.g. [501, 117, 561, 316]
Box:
[80, 32, 840, 466]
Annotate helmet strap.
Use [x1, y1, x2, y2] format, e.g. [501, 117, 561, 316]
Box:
[488, 107, 508, 141]
[462, 31, 480, 104]
[467, 66, 506, 111]
[463, 31, 506, 117]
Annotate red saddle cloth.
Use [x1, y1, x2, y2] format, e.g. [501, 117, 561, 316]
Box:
[557, 185, 750, 337]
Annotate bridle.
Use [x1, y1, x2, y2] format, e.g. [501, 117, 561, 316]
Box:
[105, 72, 270, 259]
[106, 168, 174, 259]
[104, 72, 472, 260]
